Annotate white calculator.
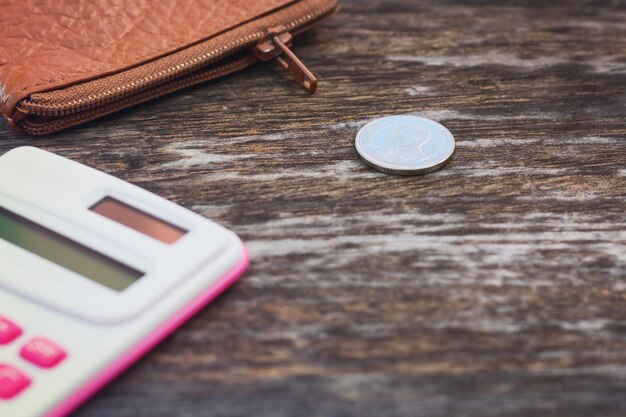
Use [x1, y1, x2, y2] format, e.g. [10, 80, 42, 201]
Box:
[0, 147, 249, 417]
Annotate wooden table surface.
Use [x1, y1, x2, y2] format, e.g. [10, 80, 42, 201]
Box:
[2, 0, 626, 416]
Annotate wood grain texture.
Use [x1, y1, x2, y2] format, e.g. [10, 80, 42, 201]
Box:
[2, 0, 626, 416]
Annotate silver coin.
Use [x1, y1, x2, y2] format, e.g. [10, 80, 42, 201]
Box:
[355, 115, 455, 176]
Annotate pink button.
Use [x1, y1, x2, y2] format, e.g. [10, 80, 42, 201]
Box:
[0, 316, 22, 345]
[0, 364, 31, 399]
[20, 337, 67, 369]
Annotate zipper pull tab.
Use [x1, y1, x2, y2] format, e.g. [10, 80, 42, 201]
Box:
[253, 25, 318, 94]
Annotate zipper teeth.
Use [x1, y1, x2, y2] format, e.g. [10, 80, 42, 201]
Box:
[21, 2, 336, 117]
[21, 55, 258, 135]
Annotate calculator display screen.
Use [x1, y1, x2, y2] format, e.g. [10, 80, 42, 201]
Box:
[0, 206, 142, 291]
[90, 197, 187, 244]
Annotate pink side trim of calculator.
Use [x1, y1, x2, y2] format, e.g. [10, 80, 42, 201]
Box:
[46, 245, 249, 417]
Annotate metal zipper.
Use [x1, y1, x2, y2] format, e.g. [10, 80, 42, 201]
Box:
[253, 25, 318, 94]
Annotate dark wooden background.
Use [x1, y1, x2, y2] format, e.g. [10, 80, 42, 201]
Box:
[2, 0, 626, 416]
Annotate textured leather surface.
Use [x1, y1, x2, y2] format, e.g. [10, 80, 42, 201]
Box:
[0, 0, 297, 115]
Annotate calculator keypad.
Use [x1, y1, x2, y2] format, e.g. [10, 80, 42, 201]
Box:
[20, 337, 67, 369]
[1, 315, 69, 401]
[0, 316, 22, 345]
[0, 364, 31, 399]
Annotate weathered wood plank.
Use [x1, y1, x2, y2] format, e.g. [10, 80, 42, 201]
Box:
[1, 0, 626, 416]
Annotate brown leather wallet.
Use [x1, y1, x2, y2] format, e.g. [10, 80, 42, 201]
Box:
[0, 0, 338, 135]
